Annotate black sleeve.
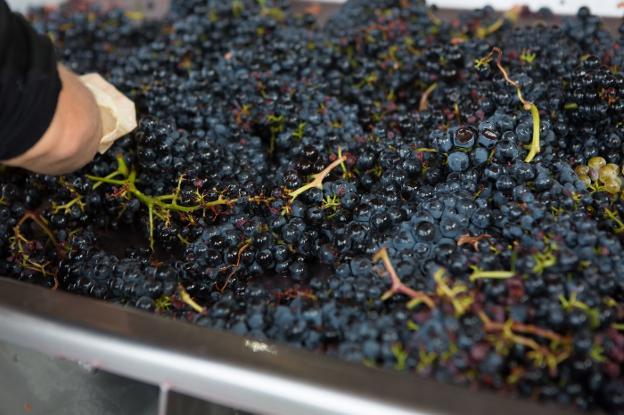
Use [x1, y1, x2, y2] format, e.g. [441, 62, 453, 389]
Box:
[0, 0, 62, 160]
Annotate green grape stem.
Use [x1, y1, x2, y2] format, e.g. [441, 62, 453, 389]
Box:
[86, 155, 235, 250]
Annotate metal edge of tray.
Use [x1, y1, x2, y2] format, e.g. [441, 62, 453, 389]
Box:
[0, 277, 589, 415]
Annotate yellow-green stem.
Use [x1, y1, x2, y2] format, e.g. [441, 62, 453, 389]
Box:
[524, 103, 541, 163]
[337, 147, 349, 178]
[419, 82, 438, 111]
[470, 269, 515, 282]
[178, 285, 206, 313]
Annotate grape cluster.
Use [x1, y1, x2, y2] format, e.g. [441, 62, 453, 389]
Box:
[575, 156, 624, 194]
[1, 0, 624, 412]
[564, 55, 624, 126]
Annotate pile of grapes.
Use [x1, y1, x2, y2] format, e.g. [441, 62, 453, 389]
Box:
[2, 0, 624, 411]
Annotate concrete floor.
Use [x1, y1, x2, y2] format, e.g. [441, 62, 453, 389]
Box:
[0, 341, 255, 415]
[0, 342, 158, 415]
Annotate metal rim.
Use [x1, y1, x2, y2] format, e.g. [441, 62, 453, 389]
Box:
[0, 278, 580, 415]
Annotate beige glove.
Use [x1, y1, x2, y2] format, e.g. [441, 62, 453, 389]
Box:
[80, 73, 137, 154]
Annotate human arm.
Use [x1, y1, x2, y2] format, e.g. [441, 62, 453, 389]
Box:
[2, 65, 103, 175]
[0, 0, 102, 175]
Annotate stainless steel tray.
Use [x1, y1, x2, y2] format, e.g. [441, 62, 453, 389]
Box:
[0, 277, 581, 415]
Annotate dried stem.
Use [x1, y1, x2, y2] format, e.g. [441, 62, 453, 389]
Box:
[419, 82, 438, 111]
[489, 47, 530, 109]
[16, 212, 58, 246]
[457, 233, 491, 251]
[287, 155, 348, 204]
[11, 212, 61, 289]
[218, 242, 252, 292]
[373, 247, 435, 309]
[277, 287, 318, 302]
[433, 268, 473, 316]
[483, 47, 541, 163]
[479, 310, 571, 375]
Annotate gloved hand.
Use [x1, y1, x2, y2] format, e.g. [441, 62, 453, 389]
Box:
[80, 73, 137, 154]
